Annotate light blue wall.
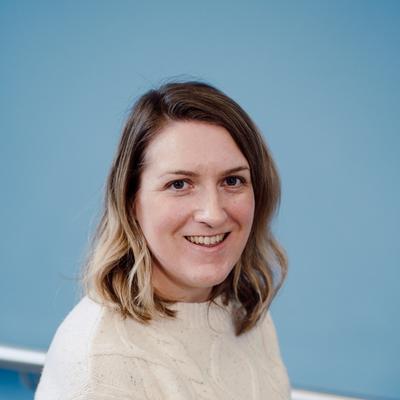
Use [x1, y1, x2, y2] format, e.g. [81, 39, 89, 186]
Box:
[1, 1, 399, 398]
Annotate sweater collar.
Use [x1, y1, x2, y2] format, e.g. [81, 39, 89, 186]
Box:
[157, 296, 234, 331]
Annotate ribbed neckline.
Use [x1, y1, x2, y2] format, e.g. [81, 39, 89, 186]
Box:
[159, 297, 234, 330]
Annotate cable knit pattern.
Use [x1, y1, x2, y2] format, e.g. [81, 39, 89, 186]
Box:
[35, 296, 291, 400]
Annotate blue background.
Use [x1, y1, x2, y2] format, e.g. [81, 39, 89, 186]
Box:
[1, 1, 399, 399]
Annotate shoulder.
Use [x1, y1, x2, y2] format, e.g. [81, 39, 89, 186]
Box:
[59, 295, 103, 332]
[46, 296, 105, 360]
[35, 296, 109, 399]
[36, 296, 152, 399]
[258, 310, 283, 356]
[257, 310, 292, 394]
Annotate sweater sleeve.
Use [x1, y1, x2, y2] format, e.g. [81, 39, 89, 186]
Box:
[35, 297, 148, 400]
[261, 311, 286, 361]
[261, 311, 292, 399]
[34, 297, 101, 400]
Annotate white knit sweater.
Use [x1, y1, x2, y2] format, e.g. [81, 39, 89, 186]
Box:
[35, 296, 291, 400]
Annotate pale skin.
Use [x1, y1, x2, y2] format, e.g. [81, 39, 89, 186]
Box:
[134, 120, 255, 302]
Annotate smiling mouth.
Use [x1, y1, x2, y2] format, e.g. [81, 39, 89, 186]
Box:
[184, 233, 230, 247]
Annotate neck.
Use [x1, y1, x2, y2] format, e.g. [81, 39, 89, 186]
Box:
[152, 266, 212, 303]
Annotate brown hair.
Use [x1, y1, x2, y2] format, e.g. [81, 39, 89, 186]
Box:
[83, 81, 287, 335]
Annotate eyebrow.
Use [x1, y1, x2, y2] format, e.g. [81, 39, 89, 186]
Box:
[159, 166, 250, 178]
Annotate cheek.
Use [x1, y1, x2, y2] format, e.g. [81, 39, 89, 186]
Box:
[138, 198, 188, 238]
[230, 194, 255, 229]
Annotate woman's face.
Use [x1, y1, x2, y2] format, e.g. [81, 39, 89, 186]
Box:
[134, 120, 255, 302]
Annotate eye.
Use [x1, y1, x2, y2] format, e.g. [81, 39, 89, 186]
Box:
[224, 175, 245, 186]
[168, 179, 189, 190]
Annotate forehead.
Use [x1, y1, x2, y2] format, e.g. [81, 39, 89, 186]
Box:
[142, 120, 249, 173]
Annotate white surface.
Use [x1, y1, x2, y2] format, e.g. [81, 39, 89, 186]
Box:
[292, 389, 364, 400]
[0, 345, 45, 369]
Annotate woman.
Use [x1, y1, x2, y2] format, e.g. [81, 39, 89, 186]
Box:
[35, 81, 291, 399]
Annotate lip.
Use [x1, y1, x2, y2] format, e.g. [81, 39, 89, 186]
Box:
[183, 232, 231, 252]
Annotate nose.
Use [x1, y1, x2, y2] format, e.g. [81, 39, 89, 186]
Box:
[193, 188, 228, 228]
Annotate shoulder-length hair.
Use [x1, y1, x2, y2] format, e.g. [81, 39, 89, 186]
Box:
[83, 81, 287, 335]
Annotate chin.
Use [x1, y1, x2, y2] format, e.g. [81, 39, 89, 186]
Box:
[193, 266, 233, 288]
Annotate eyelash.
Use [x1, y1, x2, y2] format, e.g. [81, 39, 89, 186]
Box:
[166, 176, 247, 191]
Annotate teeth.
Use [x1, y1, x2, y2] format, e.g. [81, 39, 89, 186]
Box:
[186, 234, 226, 246]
